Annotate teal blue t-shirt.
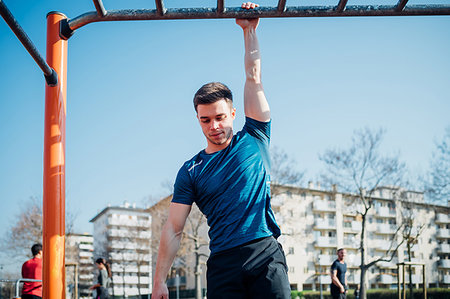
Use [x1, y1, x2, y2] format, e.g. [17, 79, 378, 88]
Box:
[172, 117, 281, 254]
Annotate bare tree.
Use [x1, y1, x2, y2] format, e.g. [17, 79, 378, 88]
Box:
[425, 127, 450, 204]
[149, 195, 209, 298]
[183, 205, 209, 299]
[319, 127, 406, 299]
[270, 146, 305, 186]
[2, 197, 77, 264]
[398, 198, 426, 299]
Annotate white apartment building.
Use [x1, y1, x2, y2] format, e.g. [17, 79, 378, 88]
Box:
[66, 233, 95, 299]
[271, 183, 450, 291]
[90, 202, 152, 297]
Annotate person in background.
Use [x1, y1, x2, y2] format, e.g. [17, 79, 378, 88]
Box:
[354, 284, 360, 299]
[330, 248, 347, 299]
[89, 258, 112, 299]
[21, 243, 43, 299]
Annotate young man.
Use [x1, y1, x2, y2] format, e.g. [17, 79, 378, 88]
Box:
[330, 248, 347, 299]
[21, 243, 43, 299]
[151, 2, 290, 299]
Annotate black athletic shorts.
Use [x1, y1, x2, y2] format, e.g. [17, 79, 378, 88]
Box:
[206, 236, 291, 299]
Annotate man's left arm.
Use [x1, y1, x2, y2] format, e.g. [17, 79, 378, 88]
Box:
[236, 2, 270, 122]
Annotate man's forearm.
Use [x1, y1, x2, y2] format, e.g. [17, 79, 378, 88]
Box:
[153, 222, 183, 285]
[331, 275, 344, 289]
[243, 27, 261, 84]
[241, 22, 270, 121]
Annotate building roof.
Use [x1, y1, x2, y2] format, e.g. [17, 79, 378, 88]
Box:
[89, 205, 148, 223]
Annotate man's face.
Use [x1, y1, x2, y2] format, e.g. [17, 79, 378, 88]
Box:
[197, 99, 236, 153]
[338, 249, 346, 261]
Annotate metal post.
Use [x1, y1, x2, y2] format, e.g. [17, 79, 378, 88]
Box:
[423, 264, 427, 299]
[397, 264, 401, 299]
[402, 265, 406, 299]
[176, 274, 180, 299]
[43, 11, 68, 299]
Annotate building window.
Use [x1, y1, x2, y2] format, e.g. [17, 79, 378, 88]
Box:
[289, 247, 295, 255]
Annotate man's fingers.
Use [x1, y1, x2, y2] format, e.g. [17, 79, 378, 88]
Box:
[241, 2, 259, 9]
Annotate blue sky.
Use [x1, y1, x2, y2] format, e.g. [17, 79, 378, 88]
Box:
[1, 0, 449, 273]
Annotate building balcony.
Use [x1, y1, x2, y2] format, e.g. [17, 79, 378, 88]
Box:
[378, 260, 398, 269]
[343, 221, 362, 233]
[346, 255, 360, 268]
[436, 213, 450, 224]
[318, 275, 331, 284]
[342, 204, 364, 215]
[313, 200, 336, 212]
[378, 274, 395, 284]
[438, 259, 450, 268]
[374, 224, 397, 235]
[317, 255, 333, 266]
[436, 229, 450, 239]
[438, 243, 450, 254]
[314, 236, 337, 248]
[343, 239, 359, 249]
[314, 219, 337, 230]
[375, 207, 396, 218]
[79, 251, 93, 257]
[375, 240, 396, 252]
[79, 243, 93, 250]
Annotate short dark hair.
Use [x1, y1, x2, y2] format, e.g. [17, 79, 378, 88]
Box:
[31, 243, 42, 256]
[337, 248, 345, 253]
[193, 82, 233, 112]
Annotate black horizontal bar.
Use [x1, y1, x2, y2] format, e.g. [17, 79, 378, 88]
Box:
[0, 0, 58, 85]
[68, 5, 450, 31]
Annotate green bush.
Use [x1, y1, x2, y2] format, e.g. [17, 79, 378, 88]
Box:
[291, 290, 304, 299]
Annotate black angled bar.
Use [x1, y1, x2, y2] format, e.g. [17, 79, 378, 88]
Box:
[217, 0, 225, 14]
[395, 0, 410, 12]
[0, 0, 57, 85]
[277, 0, 287, 12]
[93, 0, 106, 17]
[155, 0, 166, 16]
[336, 0, 348, 12]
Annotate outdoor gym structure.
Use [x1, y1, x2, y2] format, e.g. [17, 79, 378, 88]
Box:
[1, 1, 450, 298]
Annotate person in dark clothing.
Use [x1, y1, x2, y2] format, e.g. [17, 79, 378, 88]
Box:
[330, 248, 347, 299]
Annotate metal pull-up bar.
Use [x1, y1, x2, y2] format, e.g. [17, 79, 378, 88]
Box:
[1, 1, 449, 299]
[64, 0, 450, 35]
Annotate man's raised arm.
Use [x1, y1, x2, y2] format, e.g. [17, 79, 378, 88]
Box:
[236, 2, 270, 122]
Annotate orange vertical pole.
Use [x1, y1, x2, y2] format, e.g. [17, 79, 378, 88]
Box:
[43, 12, 68, 299]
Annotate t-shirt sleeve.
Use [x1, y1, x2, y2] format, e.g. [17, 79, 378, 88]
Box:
[242, 117, 271, 144]
[172, 164, 195, 205]
[331, 260, 338, 272]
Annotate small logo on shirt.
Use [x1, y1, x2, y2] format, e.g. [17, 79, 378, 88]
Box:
[188, 160, 203, 172]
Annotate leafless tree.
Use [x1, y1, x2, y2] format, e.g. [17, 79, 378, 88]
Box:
[183, 204, 209, 299]
[2, 196, 76, 263]
[319, 127, 406, 299]
[149, 195, 209, 298]
[425, 127, 450, 204]
[270, 146, 305, 186]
